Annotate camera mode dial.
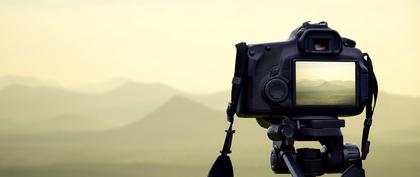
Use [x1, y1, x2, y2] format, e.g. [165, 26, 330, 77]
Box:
[265, 78, 288, 103]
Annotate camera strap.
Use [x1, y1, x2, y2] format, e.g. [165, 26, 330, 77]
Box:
[222, 42, 248, 155]
[208, 42, 248, 177]
[361, 53, 378, 160]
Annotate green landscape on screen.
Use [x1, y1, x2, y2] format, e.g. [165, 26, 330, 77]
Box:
[295, 61, 356, 106]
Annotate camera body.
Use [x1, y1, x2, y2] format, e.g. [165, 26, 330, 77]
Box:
[237, 22, 370, 117]
[208, 22, 377, 177]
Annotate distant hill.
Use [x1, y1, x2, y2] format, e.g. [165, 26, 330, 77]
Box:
[0, 74, 418, 141]
[1, 92, 420, 177]
[297, 79, 354, 92]
[1, 76, 420, 176]
[0, 95, 267, 166]
[67, 78, 131, 94]
[295, 79, 326, 88]
[0, 82, 179, 132]
[295, 80, 355, 105]
[341, 91, 420, 144]
[0, 75, 58, 89]
[318, 80, 353, 90]
[0, 77, 229, 133]
[189, 90, 230, 111]
[105, 95, 264, 147]
[104, 95, 229, 148]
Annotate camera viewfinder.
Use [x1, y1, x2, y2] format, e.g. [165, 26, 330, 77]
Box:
[313, 39, 330, 51]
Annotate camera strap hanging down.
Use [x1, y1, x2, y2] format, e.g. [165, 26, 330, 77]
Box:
[208, 42, 247, 177]
[224, 42, 248, 151]
[361, 53, 378, 160]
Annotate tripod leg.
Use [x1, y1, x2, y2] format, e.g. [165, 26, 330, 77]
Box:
[280, 150, 305, 177]
[341, 165, 365, 177]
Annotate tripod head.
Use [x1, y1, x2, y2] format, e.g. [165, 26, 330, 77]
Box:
[267, 116, 364, 177]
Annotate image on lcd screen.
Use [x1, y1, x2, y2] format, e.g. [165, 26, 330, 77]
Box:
[295, 61, 356, 106]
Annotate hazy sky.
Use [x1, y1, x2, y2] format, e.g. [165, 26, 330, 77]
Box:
[0, 0, 419, 95]
[296, 61, 355, 82]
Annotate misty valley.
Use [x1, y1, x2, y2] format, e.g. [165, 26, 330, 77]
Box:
[296, 80, 355, 106]
[0, 76, 419, 177]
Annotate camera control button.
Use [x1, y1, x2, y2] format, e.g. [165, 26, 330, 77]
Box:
[271, 67, 280, 76]
[265, 79, 288, 103]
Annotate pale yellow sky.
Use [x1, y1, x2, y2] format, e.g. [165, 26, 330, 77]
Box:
[0, 0, 419, 95]
[296, 61, 355, 82]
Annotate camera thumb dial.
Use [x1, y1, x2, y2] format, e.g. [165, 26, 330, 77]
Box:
[264, 78, 288, 103]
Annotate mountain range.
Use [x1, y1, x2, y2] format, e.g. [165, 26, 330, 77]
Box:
[0, 75, 420, 176]
[296, 79, 354, 91]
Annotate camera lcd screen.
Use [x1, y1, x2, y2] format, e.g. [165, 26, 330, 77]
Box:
[295, 61, 356, 106]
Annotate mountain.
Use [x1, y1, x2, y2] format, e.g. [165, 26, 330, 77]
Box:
[106, 94, 267, 151]
[0, 84, 86, 122]
[189, 90, 229, 111]
[329, 80, 354, 87]
[318, 80, 352, 89]
[67, 78, 131, 94]
[296, 79, 326, 88]
[0, 75, 419, 176]
[0, 77, 229, 133]
[0, 75, 58, 89]
[1, 93, 420, 177]
[0, 75, 418, 143]
[370, 92, 420, 136]
[0, 95, 267, 166]
[0, 82, 179, 132]
[103, 95, 230, 149]
[339, 91, 420, 144]
[110, 95, 224, 134]
[297, 79, 354, 92]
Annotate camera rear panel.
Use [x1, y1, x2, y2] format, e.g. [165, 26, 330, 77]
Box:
[237, 33, 369, 118]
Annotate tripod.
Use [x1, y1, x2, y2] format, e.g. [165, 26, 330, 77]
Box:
[267, 116, 365, 177]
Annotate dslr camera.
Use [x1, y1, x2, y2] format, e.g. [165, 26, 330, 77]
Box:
[208, 22, 378, 177]
[237, 21, 369, 117]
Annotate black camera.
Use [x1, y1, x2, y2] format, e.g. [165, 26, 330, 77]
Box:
[208, 22, 378, 177]
[237, 21, 369, 117]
